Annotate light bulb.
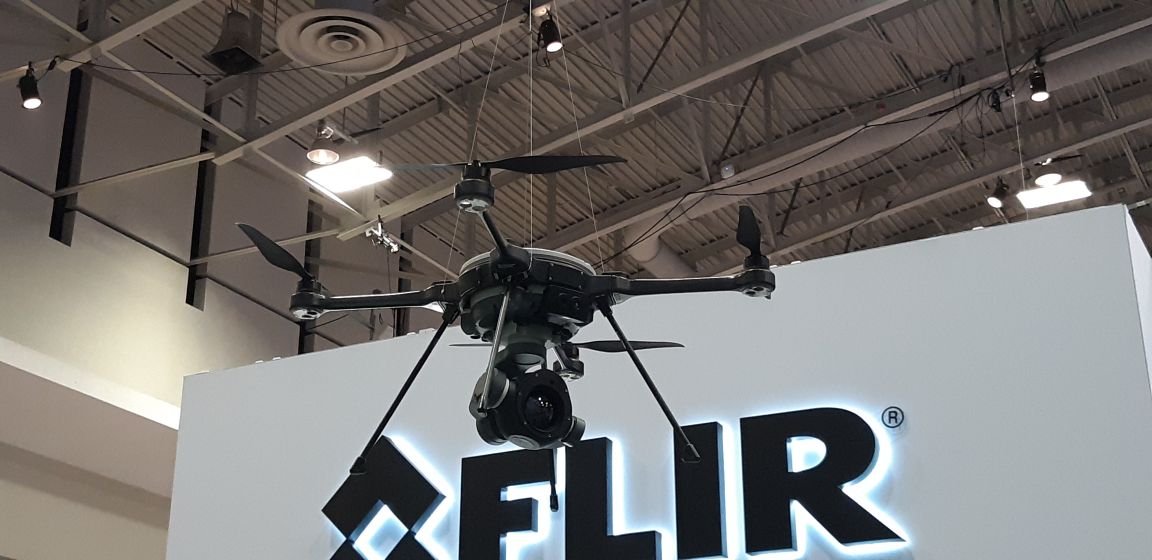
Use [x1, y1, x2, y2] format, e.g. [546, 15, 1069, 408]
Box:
[18, 71, 41, 110]
[1034, 172, 1062, 187]
[1028, 69, 1049, 103]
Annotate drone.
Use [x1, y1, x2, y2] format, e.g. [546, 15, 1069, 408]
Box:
[238, 153, 775, 478]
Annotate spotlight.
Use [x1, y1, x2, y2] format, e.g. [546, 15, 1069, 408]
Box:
[1034, 171, 1062, 186]
[305, 155, 392, 193]
[18, 63, 41, 110]
[538, 15, 563, 53]
[307, 126, 339, 165]
[1029, 69, 1048, 103]
[987, 178, 1009, 209]
[1034, 157, 1063, 186]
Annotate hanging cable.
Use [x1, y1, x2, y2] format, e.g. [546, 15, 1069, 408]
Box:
[467, 1, 513, 161]
[555, 2, 605, 270]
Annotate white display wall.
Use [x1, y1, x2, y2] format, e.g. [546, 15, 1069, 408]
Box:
[167, 205, 1152, 559]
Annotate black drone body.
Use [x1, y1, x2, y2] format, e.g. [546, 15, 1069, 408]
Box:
[238, 153, 775, 477]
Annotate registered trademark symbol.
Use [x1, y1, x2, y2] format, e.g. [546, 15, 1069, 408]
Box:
[882, 406, 905, 429]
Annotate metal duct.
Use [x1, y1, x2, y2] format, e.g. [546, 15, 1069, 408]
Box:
[626, 24, 1152, 277]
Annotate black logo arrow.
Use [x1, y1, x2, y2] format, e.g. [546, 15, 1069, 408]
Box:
[324, 437, 444, 560]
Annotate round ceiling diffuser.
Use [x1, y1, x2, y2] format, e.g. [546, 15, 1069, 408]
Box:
[276, 1, 407, 76]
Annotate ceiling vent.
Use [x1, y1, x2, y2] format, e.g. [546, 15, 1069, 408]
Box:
[276, 0, 407, 76]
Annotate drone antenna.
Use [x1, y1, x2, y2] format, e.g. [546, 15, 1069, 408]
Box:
[548, 449, 560, 512]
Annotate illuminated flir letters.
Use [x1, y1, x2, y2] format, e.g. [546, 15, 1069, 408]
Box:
[325, 407, 907, 560]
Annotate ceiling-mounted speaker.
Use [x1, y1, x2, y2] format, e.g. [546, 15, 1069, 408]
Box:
[276, 0, 407, 76]
[205, 8, 263, 75]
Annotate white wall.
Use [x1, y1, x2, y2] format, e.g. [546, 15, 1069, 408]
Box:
[168, 206, 1152, 559]
[0, 173, 299, 403]
[0, 442, 169, 560]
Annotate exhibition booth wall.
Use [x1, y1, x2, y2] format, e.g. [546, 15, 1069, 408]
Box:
[168, 205, 1152, 559]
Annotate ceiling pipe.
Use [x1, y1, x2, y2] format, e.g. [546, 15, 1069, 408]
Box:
[626, 24, 1152, 277]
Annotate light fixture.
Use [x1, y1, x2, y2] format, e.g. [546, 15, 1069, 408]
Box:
[307, 125, 340, 165]
[1034, 171, 1062, 186]
[1034, 156, 1068, 186]
[538, 15, 563, 53]
[720, 163, 736, 179]
[986, 178, 1009, 209]
[1028, 51, 1049, 103]
[1016, 180, 1091, 209]
[18, 63, 41, 110]
[1029, 70, 1049, 102]
[1032, 48, 1050, 102]
[305, 155, 392, 193]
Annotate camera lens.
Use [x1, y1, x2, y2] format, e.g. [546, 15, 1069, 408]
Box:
[523, 388, 560, 431]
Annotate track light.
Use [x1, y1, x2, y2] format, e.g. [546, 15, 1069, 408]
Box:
[1029, 51, 1049, 103]
[307, 125, 339, 165]
[538, 15, 563, 53]
[987, 178, 1009, 209]
[18, 63, 41, 110]
[1029, 69, 1049, 102]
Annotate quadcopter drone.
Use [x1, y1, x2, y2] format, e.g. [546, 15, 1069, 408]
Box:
[238, 153, 774, 477]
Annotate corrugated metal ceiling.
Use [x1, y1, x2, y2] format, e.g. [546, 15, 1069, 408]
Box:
[97, 0, 1152, 276]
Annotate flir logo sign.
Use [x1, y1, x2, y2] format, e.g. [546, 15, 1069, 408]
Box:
[324, 407, 906, 559]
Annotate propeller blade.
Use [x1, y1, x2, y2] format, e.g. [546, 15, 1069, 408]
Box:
[450, 340, 684, 353]
[736, 206, 764, 259]
[575, 340, 685, 353]
[236, 223, 312, 281]
[390, 163, 466, 173]
[486, 155, 627, 174]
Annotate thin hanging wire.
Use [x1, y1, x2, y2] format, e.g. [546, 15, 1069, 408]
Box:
[994, 0, 1030, 221]
[555, 4, 605, 271]
[442, 209, 463, 289]
[467, 1, 513, 161]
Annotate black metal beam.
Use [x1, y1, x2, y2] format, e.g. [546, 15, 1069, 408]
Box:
[50, 21, 94, 245]
[185, 101, 222, 308]
[298, 200, 324, 353]
[394, 222, 413, 336]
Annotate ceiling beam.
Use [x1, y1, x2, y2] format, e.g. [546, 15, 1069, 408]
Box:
[1, 0, 207, 82]
[705, 105, 1152, 275]
[212, 0, 572, 164]
[338, 0, 922, 239]
[52, 152, 214, 197]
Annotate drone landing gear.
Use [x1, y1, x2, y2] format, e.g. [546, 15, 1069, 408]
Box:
[595, 300, 701, 464]
[350, 304, 461, 475]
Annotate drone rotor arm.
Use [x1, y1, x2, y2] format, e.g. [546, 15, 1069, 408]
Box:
[587, 269, 775, 300]
[290, 282, 461, 317]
